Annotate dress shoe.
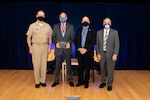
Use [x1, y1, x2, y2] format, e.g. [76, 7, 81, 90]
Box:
[107, 86, 112, 91]
[35, 84, 40, 88]
[40, 82, 46, 87]
[76, 82, 84, 87]
[84, 83, 89, 88]
[69, 82, 74, 87]
[99, 83, 106, 88]
[51, 82, 59, 87]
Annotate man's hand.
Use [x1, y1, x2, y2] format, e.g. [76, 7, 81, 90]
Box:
[79, 48, 87, 54]
[56, 42, 60, 48]
[29, 48, 33, 55]
[112, 55, 117, 61]
[66, 42, 70, 49]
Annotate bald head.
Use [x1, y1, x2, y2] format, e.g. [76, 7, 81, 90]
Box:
[103, 17, 112, 29]
[103, 17, 111, 26]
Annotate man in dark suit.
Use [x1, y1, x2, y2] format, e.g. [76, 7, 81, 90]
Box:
[96, 17, 120, 91]
[51, 12, 74, 87]
[74, 16, 96, 88]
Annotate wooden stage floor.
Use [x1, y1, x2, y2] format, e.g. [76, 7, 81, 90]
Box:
[0, 69, 149, 100]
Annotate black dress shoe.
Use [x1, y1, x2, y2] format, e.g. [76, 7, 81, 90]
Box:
[40, 82, 46, 87]
[51, 82, 59, 87]
[84, 83, 89, 88]
[99, 83, 106, 88]
[35, 84, 40, 88]
[107, 86, 112, 91]
[76, 82, 84, 87]
[69, 82, 74, 87]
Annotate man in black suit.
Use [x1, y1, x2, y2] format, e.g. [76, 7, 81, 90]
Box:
[51, 12, 75, 87]
[74, 16, 96, 88]
[96, 17, 120, 91]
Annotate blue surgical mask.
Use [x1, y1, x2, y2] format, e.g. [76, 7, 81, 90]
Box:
[59, 18, 67, 22]
[104, 24, 110, 29]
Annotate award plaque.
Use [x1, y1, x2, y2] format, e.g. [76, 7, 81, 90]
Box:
[59, 42, 67, 48]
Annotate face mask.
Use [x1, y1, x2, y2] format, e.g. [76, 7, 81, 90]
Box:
[82, 22, 89, 26]
[104, 24, 110, 29]
[37, 16, 45, 21]
[59, 18, 67, 22]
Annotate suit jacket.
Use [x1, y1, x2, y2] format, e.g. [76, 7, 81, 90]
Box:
[96, 28, 120, 59]
[52, 23, 74, 55]
[74, 27, 96, 57]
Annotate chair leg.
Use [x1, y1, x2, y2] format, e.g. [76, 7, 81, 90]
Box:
[90, 69, 95, 83]
[93, 69, 94, 83]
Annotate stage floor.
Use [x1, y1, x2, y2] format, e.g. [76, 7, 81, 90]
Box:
[0, 69, 149, 100]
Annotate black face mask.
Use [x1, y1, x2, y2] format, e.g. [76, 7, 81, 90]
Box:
[82, 22, 89, 26]
[37, 16, 45, 21]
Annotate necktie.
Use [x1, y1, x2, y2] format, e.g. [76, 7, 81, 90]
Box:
[61, 23, 66, 37]
[81, 29, 87, 47]
[103, 30, 108, 51]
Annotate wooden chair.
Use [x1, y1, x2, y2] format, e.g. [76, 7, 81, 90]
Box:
[90, 50, 100, 83]
[47, 49, 55, 62]
[47, 49, 55, 74]
[62, 58, 78, 82]
[62, 50, 100, 83]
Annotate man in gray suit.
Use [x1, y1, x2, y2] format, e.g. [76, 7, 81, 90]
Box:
[51, 12, 75, 87]
[96, 17, 120, 91]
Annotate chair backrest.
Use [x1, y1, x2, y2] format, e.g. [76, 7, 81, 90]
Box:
[48, 50, 98, 62]
[47, 49, 55, 61]
[93, 50, 99, 62]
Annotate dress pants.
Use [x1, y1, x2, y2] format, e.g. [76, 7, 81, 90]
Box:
[77, 52, 92, 84]
[100, 51, 115, 86]
[54, 54, 73, 83]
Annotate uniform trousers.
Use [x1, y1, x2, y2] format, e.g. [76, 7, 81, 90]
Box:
[32, 44, 48, 84]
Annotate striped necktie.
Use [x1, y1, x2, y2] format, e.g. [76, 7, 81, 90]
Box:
[103, 30, 108, 51]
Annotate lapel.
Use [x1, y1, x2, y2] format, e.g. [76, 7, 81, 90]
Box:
[102, 29, 104, 41]
[58, 24, 62, 34]
[65, 23, 68, 33]
[107, 28, 111, 42]
[86, 28, 90, 41]
[78, 29, 82, 44]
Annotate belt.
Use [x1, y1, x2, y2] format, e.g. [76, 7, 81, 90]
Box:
[39, 43, 47, 46]
[33, 43, 47, 46]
